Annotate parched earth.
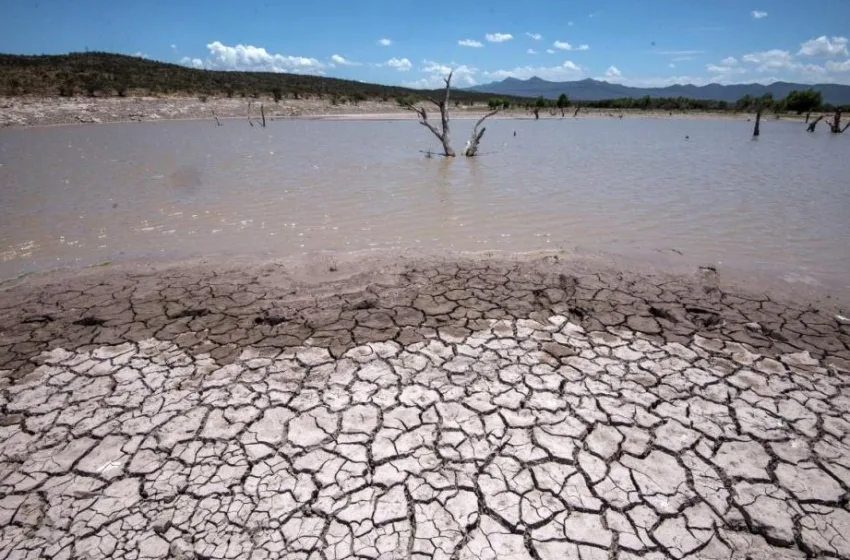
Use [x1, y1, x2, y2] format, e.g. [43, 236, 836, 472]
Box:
[1, 255, 849, 559]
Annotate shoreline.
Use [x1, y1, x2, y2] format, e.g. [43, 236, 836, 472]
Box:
[1, 95, 807, 129]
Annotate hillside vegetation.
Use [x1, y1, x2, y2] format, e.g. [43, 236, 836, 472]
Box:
[0, 52, 523, 104]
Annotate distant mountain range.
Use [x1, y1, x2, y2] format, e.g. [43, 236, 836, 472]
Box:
[468, 77, 850, 105]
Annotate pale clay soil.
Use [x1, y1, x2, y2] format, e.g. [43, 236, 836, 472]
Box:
[1, 252, 849, 559]
[0, 96, 789, 128]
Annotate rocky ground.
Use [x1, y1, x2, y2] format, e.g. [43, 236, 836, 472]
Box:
[1, 254, 849, 559]
[0, 96, 771, 128]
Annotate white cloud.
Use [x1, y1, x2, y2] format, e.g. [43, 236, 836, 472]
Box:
[133, 51, 148, 59]
[826, 59, 850, 72]
[377, 38, 392, 46]
[481, 60, 584, 81]
[526, 32, 542, 40]
[669, 63, 676, 68]
[170, 44, 177, 51]
[202, 41, 326, 74]
[751, 10, 768, 19]
[403, 61, 478, 88]
[458, 39, 483, 48]
[798, 36, 848, 57]
[485, 33, 513, 43]
[546, 49, 555, 54]
[553, 41, 589, 51]
[706, 63, 746, 74]
[386, 57, 412, 71]
[180, 57, 204, 69]
[741, 49, 793, 71]
[527, 49, 538, 55]
[605, 66, 622, 78]
[331, 54, 360, 66]
[720, 56, 738, 65]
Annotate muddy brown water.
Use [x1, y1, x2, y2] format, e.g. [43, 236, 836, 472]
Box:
[1, 117, 848, 293]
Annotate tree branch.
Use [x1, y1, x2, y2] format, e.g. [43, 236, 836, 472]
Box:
[464, 109, 500, 157]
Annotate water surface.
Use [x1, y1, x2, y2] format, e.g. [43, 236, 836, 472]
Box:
[1, 117, 848, 291]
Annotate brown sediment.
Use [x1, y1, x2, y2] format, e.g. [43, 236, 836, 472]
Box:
[0, 95, 794, 129]
[1, 252, 849, 558]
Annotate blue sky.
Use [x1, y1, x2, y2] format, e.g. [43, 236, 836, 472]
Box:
[2, 0, 849, 87]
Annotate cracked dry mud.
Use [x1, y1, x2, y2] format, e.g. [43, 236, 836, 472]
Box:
[1, 256, 850, 559]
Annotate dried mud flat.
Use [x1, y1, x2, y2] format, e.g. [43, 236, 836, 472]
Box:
[1, 253, 849, 559]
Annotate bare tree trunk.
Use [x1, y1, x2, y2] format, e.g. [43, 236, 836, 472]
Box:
[560, 107, 565, 117]
[464, 109, 500, 157]
[247, 102, 254, 127]
[573, 106, 580, 118]
[830, 109, 842, 133]
[533, 108, 540, 120]
[260, 104, 266, 128]
[805, 111, 811, 123]
[843, 121, 850, 133]
[807, 115, 824, 132]
[212, 110, 222, 126]
[401, 71, 456, 157]
[753, 108, 762, 137]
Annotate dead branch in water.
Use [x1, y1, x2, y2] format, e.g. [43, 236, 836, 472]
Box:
[211, 110, 222, 126]
[573, 106, 581, 118]
[260, 104, 266, 128]
[464, 109, 500, 157]
[843, 121, 850, 133]
[247, 102, 254, 127]
[829, 109, 842, 133]
[753, 108, 762, 137]
[807, 115, 824, 132]
[400, 71, 456, 157]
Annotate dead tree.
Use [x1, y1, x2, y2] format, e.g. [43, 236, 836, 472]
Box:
[807, 115, 824, 132]
[573, 106, 581, 118]
[247, 102, 254, 127]
[211, 110, 222, 126]
[260, 104, 266, 128]
[829, 109, 842, 133]
[401, 71, 456, 157]
[843, 121, 850, 133]
[753, 107, 762, 137]
[464, 109, 500, 157]
[805, 111, 811, 123]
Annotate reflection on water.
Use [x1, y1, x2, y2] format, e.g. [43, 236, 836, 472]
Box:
[0, 118, 848, 290]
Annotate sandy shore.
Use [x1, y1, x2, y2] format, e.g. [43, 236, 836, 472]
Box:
[0, 95, 796, 128]
[1, 251, 849, 558]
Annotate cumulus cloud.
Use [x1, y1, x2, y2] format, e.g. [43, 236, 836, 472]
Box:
[546, 49, 555, 54]
[403, 61, 478, 88]
[458, 39, 483, 48]
[553, 41, 590, 51]
[605, 66, 622, 78]
[798, 36, 848, 57]
[741, 49, 794, 70]
[385, 57, 412, 71]
[751, 10, 768, 19]
[481, 61, 584, 81]
[826, 59, 850, 72]
[527, 49, 538, 55]
[721, 56, 738, 65]
[180, 57, 204, 69]
[170, 44, 177, 51]
[200, 41, 326, 74]
[377, 38, 392, 46]
[526, 32, 542, 40]
[133, 51, 149, 59]
[485, 33, 513, 43]
[331, 54, 360, 66]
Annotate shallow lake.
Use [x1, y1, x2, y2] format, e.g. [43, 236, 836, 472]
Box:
[1, 117, 848, 292]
